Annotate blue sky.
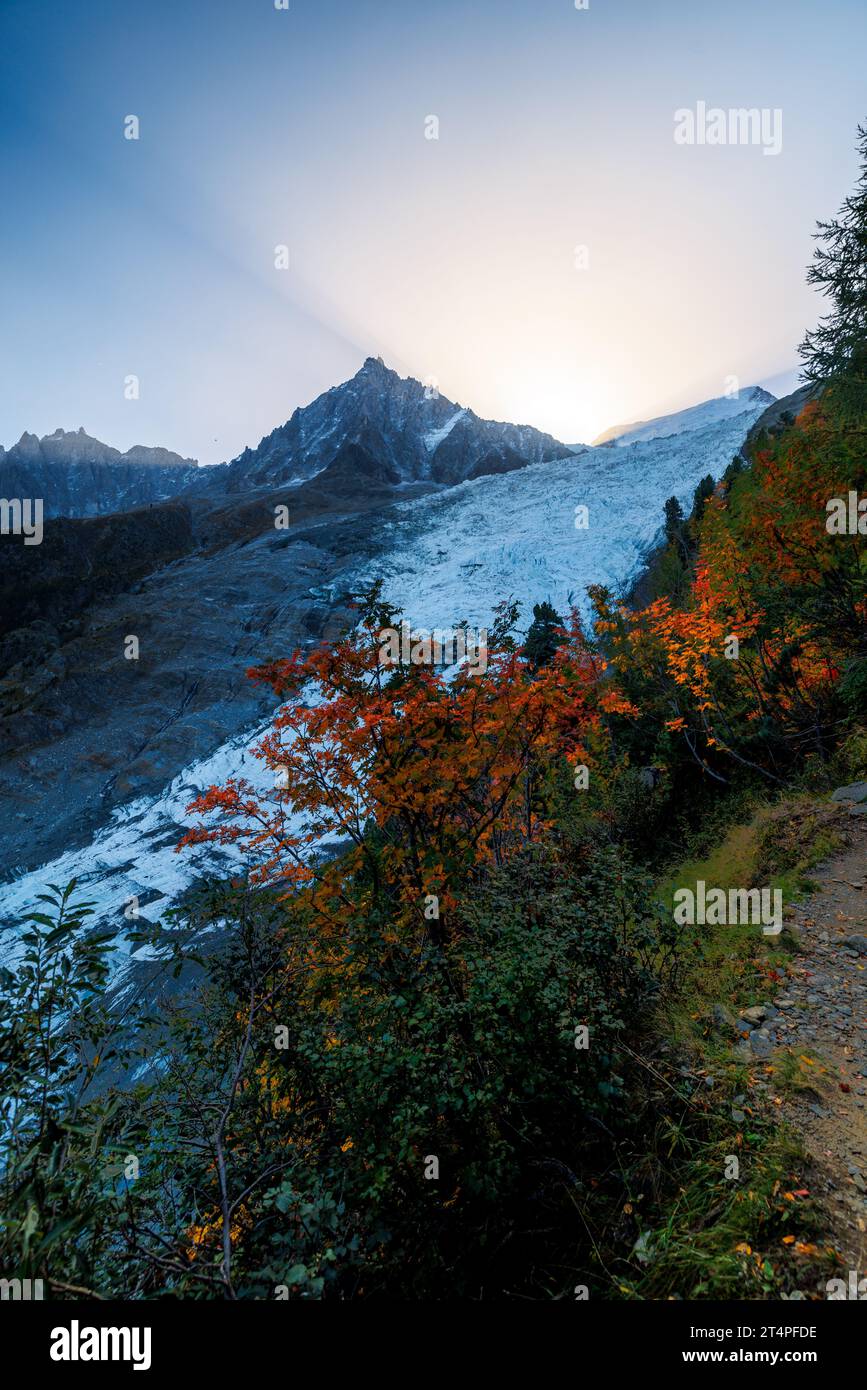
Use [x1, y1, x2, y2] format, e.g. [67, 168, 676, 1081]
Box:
[1, 0, 865, 460]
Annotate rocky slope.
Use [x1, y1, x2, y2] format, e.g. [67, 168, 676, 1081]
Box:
[743, 383, 820, 459]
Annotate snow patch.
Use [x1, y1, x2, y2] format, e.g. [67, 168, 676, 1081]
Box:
[424, 409, 467, 453]
[594, 389, 773, 448]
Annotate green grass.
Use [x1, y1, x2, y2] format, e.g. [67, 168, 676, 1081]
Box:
[656, 795, 842, 1048]
[605, 794, 847, 1299]
[625, 1117, 835, 1300]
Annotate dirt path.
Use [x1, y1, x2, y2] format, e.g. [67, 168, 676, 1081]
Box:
[770, 810, 867, 1273]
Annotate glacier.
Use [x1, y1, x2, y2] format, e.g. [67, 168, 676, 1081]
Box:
[360, 405, 765, 633]
[0, 391, 770, 972]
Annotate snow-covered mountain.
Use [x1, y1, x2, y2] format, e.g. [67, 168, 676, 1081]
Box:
[0, 427, 198, 518]
[0, 380, 773, 980]
[195, 356, 575, 494]
[591, 386, 774, 448]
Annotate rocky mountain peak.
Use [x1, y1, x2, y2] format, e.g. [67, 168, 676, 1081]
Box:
[13, 431, 43, 460]
[210, 357, 573, 496]
[0, 428, 199, 519]
[3, 428, 197, 471]
[359, 355, 391, 375]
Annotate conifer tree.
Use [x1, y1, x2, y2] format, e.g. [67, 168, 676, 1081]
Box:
[522, 600, 565, 671]
[800, 123, 867, 426]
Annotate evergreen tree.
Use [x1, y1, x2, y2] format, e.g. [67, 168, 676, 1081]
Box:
[691, 474, 715, 524]
[723, 455, 745, 487]
[800, 123, 867, 427]
[663, 496, 685, 545]
[663, 497, 691, 569]
[522, 600, 565, 671]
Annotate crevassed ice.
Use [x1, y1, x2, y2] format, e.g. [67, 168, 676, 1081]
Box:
[0, 403, 767, 972]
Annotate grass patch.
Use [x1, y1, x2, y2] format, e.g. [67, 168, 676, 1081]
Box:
[772, 1049, 829, 1102]
[603, 792, 848, 1298]
[656, 794, 843, 1048]
[625, 1111, 835, 1300]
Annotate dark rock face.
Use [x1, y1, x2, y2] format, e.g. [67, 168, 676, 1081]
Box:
[0, 534, 390, 876]
[0, 359, 578, 881]
[0, 503, 196, 644]
[311, 439, 401, 491]
[194, 358, 573, 496]
[0, 427, 199, 519]
[0, 502, 199, 793]
[0, 480, 400, 873]
[743, 384, 819, 457]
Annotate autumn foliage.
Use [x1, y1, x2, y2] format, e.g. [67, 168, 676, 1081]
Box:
[180, 594, 627, 938]
[592, 401, 866, 787]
